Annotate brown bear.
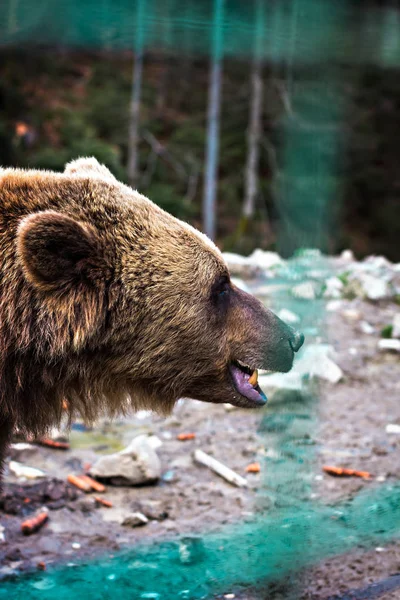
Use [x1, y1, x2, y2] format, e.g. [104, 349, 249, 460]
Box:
[0, 157, 303, 483]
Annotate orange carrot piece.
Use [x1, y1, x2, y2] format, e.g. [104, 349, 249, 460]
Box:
[36, 438, 70, 450]
[246, 462, 261, 473]
[21, 511, 48, 535]
[37, 561, 46, 571]
[80, 475, 106, 493]
[177, 433, 196, 441]
[323, 465, 371, 479]
[94, 496, 113, 508]
[67, 474, 92, 492]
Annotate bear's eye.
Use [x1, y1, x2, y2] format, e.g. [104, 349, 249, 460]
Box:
[212, 276, 231, 304]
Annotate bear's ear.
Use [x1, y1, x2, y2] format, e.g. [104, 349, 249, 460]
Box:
[64, 157, 117, 182]
[17, 211, 107, 292]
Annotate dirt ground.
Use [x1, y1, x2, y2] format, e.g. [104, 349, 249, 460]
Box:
[1, 290, 399, 599]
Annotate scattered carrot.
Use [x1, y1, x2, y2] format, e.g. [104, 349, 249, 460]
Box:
[94, 496, 113, 508]
[67, 474, 92, 492]
[36, 438, 70, 450]
[37, 562, 46, 571]
[323, 465, 371, 479]
[177, 433, 196, 441]
[23, 498, 31, 504]
[21, 511, 48, 535]
[62, 400, 69, 411]
[246, 462, 261, 473]
[80, 475, 106, 493]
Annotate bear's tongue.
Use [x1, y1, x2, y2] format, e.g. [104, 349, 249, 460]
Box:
[229, 364, 267, 406]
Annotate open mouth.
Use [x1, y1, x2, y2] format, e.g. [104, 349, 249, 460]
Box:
[229, 359, 267, 406]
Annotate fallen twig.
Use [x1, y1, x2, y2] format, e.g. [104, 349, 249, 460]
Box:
[193, 449, 248, 488]
[323, 465, 371, 479]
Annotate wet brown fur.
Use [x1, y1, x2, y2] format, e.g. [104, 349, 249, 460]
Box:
[0, 158, 300, 482]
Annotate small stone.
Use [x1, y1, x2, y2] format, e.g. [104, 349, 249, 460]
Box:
[340, 249, 354, 262]
[291, 281, 317, 300]
[161, 470, 176, 482]
[359, 321, 375, 335]
[378, 339, 400, 352]
[326, 300, 343, 312]
[386, 424, 400, 434]
[71, 542, 81, 549]
[122, 512, 149, 527]
[341, 309, 361, 321]
[323, 276, 344, 299]
[277, 308, 300, 324]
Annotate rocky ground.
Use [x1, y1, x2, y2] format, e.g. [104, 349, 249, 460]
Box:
[1, 249, 400, 599]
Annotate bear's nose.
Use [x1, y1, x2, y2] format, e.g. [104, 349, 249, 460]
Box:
[289, 329, 305, 353]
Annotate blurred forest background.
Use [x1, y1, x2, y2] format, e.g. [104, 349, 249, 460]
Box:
[1, 0, 400, 259]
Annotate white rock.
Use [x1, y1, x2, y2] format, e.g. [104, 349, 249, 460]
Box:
[277, 308, 300, 324]
[354, 273, 390, 300]
[326, 300, 343, 312]
[260, 344, 343, 388]
[364, 255, 392, 269]
[378, 339, 400, 352]
[341, 308, 361, 321]
[122, 512, 149, 527]
[295, 344, 343, 384]
[386, 424, 400, 434]
[231, 277, 251, 293]
[359, 321, 375, 335]
[291, 281, 317, 300]
[89, 435, 161, 485]
[248, 249, 285, 270]
[222, 253, 261, 278]
[323, 276, 343, 299]
[146, 435, 163, 450]
[392, 314, 400, 338]
[259, 371, 304, 391]
[0, 525, 5, 543]
[8, 461, 46, 479]
[340, 249, 355, 262]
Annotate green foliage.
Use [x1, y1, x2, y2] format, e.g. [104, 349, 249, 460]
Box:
[145, 182, 195, 220]
[381, 324, 393, 339]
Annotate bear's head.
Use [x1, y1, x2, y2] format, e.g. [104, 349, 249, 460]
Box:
[9, 158, 303, 430]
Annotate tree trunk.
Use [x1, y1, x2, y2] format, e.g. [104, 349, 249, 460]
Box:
[243, 0, 264, 222]
[127, 0, 145, 188]
[203, 0, 224, 241]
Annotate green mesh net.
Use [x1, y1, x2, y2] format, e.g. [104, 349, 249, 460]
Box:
[1, 1, 400, 598]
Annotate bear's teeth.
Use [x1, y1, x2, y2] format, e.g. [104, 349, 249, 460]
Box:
[248, 369, 258, 386]
[237, 359, 251, 370]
